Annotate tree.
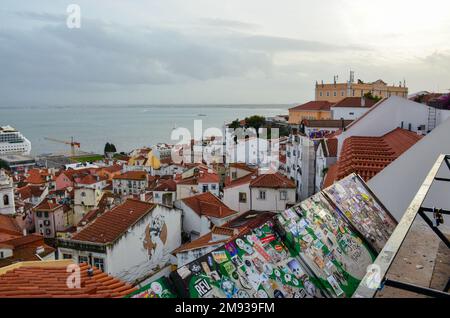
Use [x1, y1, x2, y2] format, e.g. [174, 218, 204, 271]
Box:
[244, 115, 266, 136]
[364, 92, 382, 102]
[229, 119, 241, 129]
[104, 142, 117, 155]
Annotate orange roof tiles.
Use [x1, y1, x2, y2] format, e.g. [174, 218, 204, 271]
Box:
[332, 97, 377, 108]
[153, 179, 177, 192]
[325, 138, 338, 157]
[16, 185, 46, 200]
[72, 199, 155, 244]
[113, 171, 147, 181]
[334, 128, 422, 183]
[171, 233, 226, 254]
[34, 199, 62, 211]
[0, 262, 136, 298]
[250, 172, 296, 189]
[0, 235, 55, 268]
[323, 163, 339, 188]
[182, 192, 237, 219]
[289, 101, 333, 112]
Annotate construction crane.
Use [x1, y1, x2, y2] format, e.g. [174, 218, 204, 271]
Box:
[44, 136, 81, 156]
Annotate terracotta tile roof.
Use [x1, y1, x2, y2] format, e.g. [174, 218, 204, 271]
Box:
[332, 97, 377, 108]
[228, 163, 257, 173]
[72, 199, 155, 244]
[0, 262, 136, 298]
[77, 174, 106, 185]
[302, 119, 353, 128]
[334, 128, 422, 182]
[0, 215, 21, 239]
[101, 164, 122, 173]
[182, 192, 237, 219]
[24, 169, 47, 185]
[153, 179, 177, 192]
[289, 101, 333, 112]
[223, 211, 276, 230]
[224, 171, 258, 189]
[172, 226, 239, 254]
[323, 163, 339, 188]
[17, 185, 46, 201]
[325, 138, 338, 157]
[113, 171, 147, 181]
[34, 199, 62, 211]
[171, 233, 225, 254]
[0, 235, 55, 267]
[250, 172, 296, 189]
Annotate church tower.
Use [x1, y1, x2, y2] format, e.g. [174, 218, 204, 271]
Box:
[0, 169, 15, 215]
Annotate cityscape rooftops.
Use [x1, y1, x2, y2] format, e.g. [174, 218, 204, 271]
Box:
[113, 170, 147, 181]
[332, 97, 378, 108]
[181, 192, 237, 219]
[72, 199, 155, 244]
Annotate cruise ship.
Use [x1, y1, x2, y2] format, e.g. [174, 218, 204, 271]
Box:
[0, 125, 32, 155]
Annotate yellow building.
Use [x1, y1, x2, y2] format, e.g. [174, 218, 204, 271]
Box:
[288, 101, 333, 124]
[315, 75, 408, 103]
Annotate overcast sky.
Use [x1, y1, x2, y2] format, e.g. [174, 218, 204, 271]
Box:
[1, 0, 450, 106]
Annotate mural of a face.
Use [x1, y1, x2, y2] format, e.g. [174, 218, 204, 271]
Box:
[143, 214, 167, 259]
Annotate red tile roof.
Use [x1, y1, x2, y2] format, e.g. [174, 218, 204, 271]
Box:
[289, 101, 333, 112]
[182, 192, 237, 219]
[334, 128, 422, 182]
[77, 174, 106, 185]
[17, 185, 46, 200]
[332, 97, 377, 108]
[153, 179, 177, 192]
[0, 215, 21, 240]
[0, 262, 136, 298]
[250, 172, 296, 189]
[24, 169, 47, 185]
[323, 163, 339, 188]
[0, 235, 55, 267]
[113, 171, 147, 181]
[325, 138, 338, 157]
[72, 199, 155, 244]
[34, 199, 62, 211]
[171, 232, 226, 254]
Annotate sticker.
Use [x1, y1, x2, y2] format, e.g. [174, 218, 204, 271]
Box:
[212, 251, 229, 264]
[257, 289, 269, 298]
[150, 282, 163, 295]
[194, 278, 212, 298]
[263, 263, 273, 276]
[222, 261, 236, 276]
[189, 262, 202, 274]
[253, 243, 271, 261]
[274, 289, 285, 298]
[237, 290, 250, 298]
[287, 259, 305, 279]
[201, 262, 211, 275]
[225, 242, 238, 257]
[327, 275, 344, 297]
[304, 279, 317, 297]
[177, 266, 192, 279]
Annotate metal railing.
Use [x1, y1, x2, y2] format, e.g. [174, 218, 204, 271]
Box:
[353, 154, 450, 298]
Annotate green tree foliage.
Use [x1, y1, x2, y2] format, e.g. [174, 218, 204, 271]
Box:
[364, 92, 382, 102]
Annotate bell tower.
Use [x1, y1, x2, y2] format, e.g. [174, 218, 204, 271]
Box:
[0, 169, 15, 215]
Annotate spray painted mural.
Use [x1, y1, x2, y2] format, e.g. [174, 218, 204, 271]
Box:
[171, 221, 328, 298]
[323, 174, 397, 252]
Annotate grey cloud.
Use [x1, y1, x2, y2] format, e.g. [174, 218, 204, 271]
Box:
[199, 18, 259, 30]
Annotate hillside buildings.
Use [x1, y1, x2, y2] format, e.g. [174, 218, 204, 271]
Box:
[315, 73, 408, 103]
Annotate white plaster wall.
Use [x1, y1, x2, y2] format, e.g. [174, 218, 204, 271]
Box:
[174, 200, 203, 236]
[331, 107, 369, 120]
[106, 205, 182, 283]
[223, 183, 250, 213]
[250, 187, 295, 212]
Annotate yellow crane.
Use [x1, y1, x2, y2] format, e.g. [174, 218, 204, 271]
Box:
[44, 136, 81, 156]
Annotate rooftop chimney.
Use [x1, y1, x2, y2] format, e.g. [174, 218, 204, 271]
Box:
[361, 97, 365, 107]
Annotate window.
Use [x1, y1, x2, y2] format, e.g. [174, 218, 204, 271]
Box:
[3, 195, 9, 206]
[333, 91, 337, 97]
[326, 91, 330, 97]
[62, 253, 72, 259]
[349, 112, 354, 115]
[81, 192, 86, 197]
[44, 212, 49, 218]
[258, 190, 266, 200]
[280, 191, 288, 200]
[211, 184, 217, 190]
[36, 211, 42, 218]
[341, 91, 345, 96]
[79, 256, 89, 264]
[319, 92, 323, 97]
[202, 184, 208, 192]
[231, 172, 237, 179]
[239, 192, 247, 203]
[154, 193, 160, 198]
[93, 257, 105, 272]
[0, 252, 4, 259]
